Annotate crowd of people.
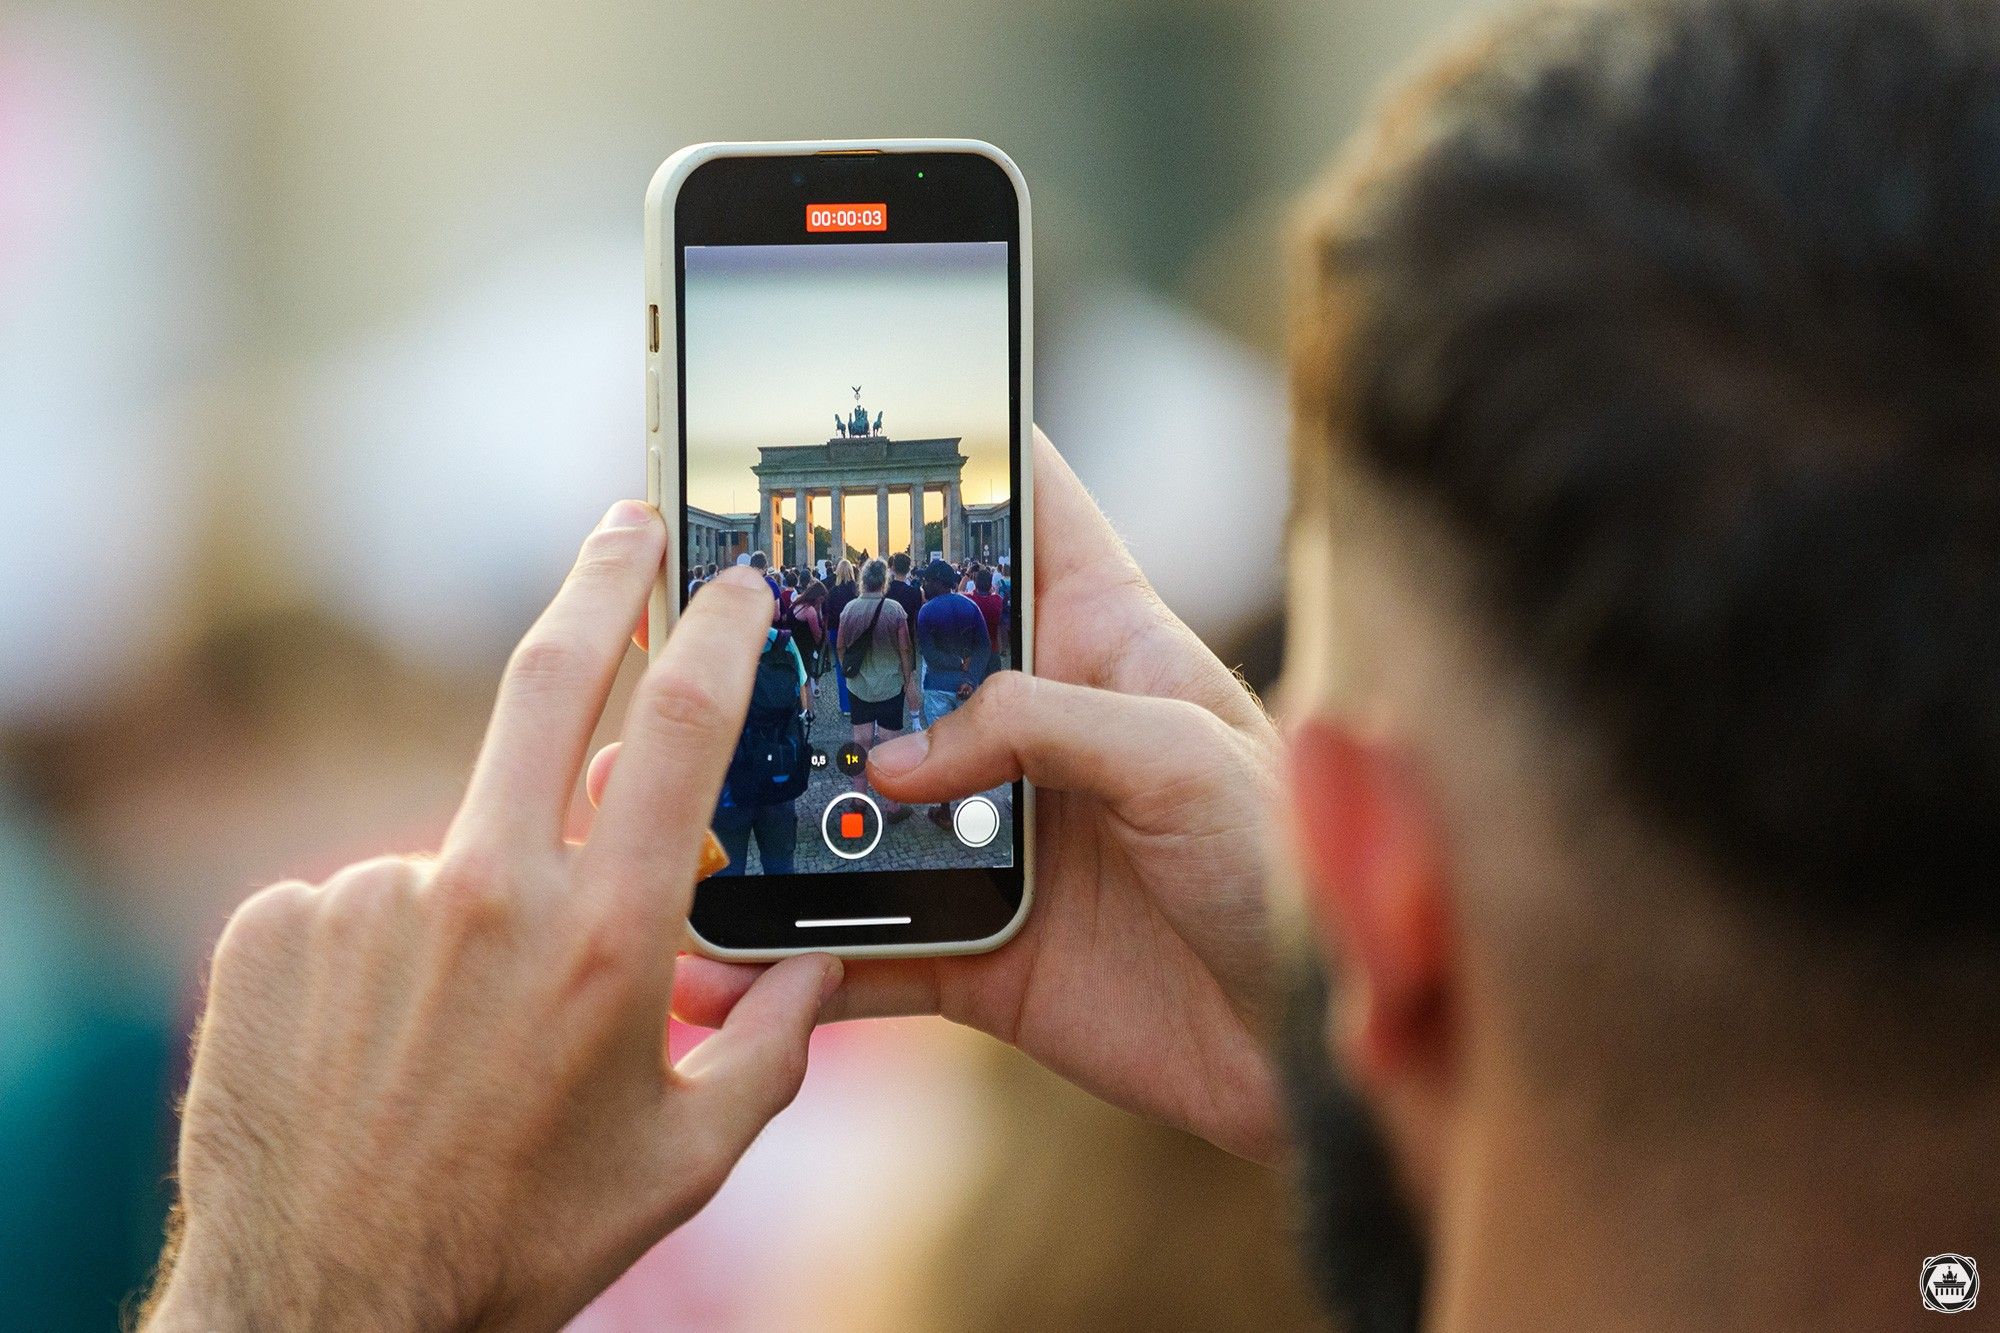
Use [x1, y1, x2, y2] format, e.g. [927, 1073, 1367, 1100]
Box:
[686, 545, 1014, 872]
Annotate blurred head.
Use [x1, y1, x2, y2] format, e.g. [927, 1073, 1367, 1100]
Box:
[975, 568, 993, 595]
[890, 551, 912, 577]
[1276, 0, 2000, 1323]
[835, 559, 856, 588]
[748, 550, 768, 571]
[861, 558, 888, 594]
[920, 558, 958, 599]
[801, 580, 826, 606]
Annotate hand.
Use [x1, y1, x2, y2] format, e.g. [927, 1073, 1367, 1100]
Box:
[593, 434, 1284, 1160]
[144, 505, 840, 1332]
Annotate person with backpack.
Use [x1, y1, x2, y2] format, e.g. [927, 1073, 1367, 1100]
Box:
[836, 558, 918, 820]
[709, 622, 810, 876]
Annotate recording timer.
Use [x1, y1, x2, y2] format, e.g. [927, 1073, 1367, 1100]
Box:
[806, 202, 888, 233]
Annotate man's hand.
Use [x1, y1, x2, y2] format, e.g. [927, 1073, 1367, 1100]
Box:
[145, 504, 840, 1332]
[594, 434, 1284, 1160]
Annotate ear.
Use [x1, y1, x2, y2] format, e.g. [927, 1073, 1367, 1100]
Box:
[1285, 717, 1455, 1089]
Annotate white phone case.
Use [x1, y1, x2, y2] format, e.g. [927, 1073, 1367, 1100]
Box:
[643, 139, 1034, 961]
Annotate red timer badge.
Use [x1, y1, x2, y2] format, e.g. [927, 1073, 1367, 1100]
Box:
[806, 202, 888, 233]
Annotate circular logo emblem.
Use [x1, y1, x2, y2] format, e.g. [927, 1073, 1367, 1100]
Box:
[1923, 1254, 1979, 1314]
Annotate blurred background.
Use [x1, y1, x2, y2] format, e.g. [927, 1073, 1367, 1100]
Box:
[0, 0, 1503, 1327]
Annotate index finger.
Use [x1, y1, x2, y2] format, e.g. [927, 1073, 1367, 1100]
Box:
[578, 566, 775, 926]
[1033, 428, 1271, 735]
[450, 501, 665, 851]
[1031, 426, 1139, 592]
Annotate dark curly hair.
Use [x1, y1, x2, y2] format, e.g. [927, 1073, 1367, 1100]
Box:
[1299, 0, 2000, 947]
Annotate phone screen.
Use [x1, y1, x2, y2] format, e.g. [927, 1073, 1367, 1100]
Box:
[670, 150, 1027, 952]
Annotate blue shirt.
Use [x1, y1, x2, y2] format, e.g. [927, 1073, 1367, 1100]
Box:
[916, 591, 990, 693]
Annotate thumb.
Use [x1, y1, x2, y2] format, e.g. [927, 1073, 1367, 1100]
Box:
[865, 671, 1233, 808]
[674, 953, 841, 1155]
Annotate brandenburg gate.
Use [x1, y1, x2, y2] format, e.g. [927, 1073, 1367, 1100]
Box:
[751, 392, 970, 568]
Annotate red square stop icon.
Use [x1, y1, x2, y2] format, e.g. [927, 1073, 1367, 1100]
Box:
[840, 811, 865, 840]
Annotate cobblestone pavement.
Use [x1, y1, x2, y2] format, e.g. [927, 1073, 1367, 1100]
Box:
[733, 664, 1015, 875]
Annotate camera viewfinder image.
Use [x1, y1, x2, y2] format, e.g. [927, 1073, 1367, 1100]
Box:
[682, 241, 1015, 877]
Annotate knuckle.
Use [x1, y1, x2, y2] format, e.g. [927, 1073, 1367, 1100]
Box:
[318, 856, 422, 933]
[984, 668, 1032, 706]
[329, 853, 424, 896]
[559, 912, 646, 998]
[638, 669, 729, 741]
[425, 849, 517, 934]
[505, 634, 588, 695]
[965, 669, 1029, 723]
[694, 574, 771, 621]
[1130, 699, 1244, 813]
[1145, 697, 1239, 776]
[212, 880, 311, 976]
[1162, 695, 1231, 745]
[573, 522, 657, 579]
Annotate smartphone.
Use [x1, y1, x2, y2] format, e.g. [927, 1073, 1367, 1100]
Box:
[643, 140, 1033, 959]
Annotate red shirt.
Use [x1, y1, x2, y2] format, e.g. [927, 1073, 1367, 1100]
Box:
[969, 592, 1005, 654]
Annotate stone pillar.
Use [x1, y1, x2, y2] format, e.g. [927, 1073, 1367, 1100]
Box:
[768, 490, 784, 564]
[829, 485, 844, 564]
[754, 488, 770, 559]
[945, 481, 963, 562]
[793, 486, 810, 568]
[909, 484, 926, 561]
[876, 483, 890, 561]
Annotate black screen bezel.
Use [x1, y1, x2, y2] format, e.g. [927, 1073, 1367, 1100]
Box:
[674, 148, 1026, 952]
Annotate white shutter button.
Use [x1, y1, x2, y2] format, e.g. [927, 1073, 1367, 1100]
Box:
[952, 795, 1000, 848]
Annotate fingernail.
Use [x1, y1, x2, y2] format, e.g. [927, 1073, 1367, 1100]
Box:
[818, 957, 845, 1005]
[869, 731, 928, 776]
[600, 499, 655, 530]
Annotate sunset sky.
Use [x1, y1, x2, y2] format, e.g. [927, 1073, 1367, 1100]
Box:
[682, 241, 1011, 526]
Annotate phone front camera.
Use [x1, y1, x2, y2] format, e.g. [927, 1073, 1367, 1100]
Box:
[791, 172, 805, 186]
